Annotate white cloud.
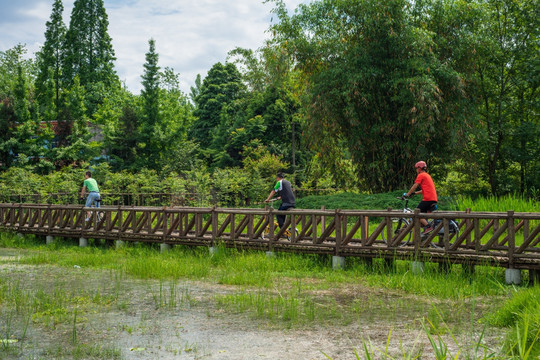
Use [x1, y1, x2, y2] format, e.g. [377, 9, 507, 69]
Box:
[0, 0, 308, 94]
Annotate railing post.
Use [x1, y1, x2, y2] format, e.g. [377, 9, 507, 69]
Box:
[321, 206, 326, 233]
[268, 207, 275, 253]
[412, 209, 424, 273]
[413, 209, 421, 252]
[333, 209, 345, 270]
[386, 207, 393, 247]
[48, 204, 53, 232]
[18, 203, 23, 232]
[505, 210, 520, 285]
[211, 207, 218, 249]
[335, 210, 342, 254]
[508, 210, 515, 267]
[161, 207, 170, 252]
[230, 213, 236, 241]
[466, 208, 472, 247]
[474, 217, 481, 251]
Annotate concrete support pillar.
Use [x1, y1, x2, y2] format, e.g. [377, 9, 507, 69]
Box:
[332, 256, 345, 270]
[160, 243, 172, 252]
[115, 240, 125, 249]
[46, 235, 54, 245]
[505, 268, 521, 285]
[411, 261, 425, 274]
[265, 251, 275, 258]
[79, 237, 88, 247]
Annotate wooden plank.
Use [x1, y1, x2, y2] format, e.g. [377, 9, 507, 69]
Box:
[516, 222, 540, 254]
[218, 214, 231, 237]
[343, 218, 361, 246]
[182, 214, 197, 237]
[450, 221, 474, 251]
[367, 221, 386, 246]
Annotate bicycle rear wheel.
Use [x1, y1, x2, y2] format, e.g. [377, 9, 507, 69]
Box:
[381, 218, 412, 246]
[430, 220, 460, 249]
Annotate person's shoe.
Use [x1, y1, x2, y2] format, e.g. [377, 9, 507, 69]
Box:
[422, 225, 434, 235]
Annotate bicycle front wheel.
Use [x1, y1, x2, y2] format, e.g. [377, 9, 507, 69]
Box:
[381, 218, 412, 246]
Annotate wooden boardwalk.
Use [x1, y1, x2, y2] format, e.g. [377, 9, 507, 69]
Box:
[1, 203, 539, 271]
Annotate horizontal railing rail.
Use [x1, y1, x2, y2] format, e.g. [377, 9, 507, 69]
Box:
[0, 189, 340, 207]
[1, 203, 539, 269]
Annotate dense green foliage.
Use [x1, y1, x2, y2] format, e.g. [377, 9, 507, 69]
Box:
[0, 0, 538, 198]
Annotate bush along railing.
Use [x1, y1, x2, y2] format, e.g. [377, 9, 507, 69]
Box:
[0, 189, 341, 207]
[1, 203, 539, 283]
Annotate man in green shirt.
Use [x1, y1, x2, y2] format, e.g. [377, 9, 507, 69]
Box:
[265, 172, 296, 228]
[80, 171, 100, 221]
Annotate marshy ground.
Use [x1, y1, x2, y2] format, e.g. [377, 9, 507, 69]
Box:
[0, 246, 509, 359]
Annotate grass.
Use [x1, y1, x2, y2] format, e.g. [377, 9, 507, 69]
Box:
[1, 195, 539, 359]
[1, 192, 538, 358]
[0, 248, 128, 359]
[5, 236, 513, 299]
[484, 286, 540, 358]
[456, 195, 540, 213]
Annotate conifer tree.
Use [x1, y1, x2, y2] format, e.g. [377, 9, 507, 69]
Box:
[55, 76, 94, 164]
[35, 0, 66, 113]
[63, 0, 118, 116]
[139, 38, 161, 169]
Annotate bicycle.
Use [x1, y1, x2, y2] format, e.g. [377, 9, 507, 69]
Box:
[260, 198, 299, 241]
[381, 197, 460, 247]
[381, 197, 413, 247]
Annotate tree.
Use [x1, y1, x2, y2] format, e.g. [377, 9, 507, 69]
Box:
[55, 76, 95, 165]
[139, 38, 161, 169]
[0, 46, 40, 169]
[189, 62, 245, 150]
[471, 0, 539, 195]
[269, 0, 469, 191]
[190, 74, 202, 104]
[35, 0, 66, 113]
[63, 0, 118, 116]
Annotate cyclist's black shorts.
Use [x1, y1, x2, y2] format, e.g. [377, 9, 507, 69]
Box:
[417, 201, 437, 213]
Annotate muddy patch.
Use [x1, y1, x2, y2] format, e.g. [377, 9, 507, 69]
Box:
[0, 249, 504, 359]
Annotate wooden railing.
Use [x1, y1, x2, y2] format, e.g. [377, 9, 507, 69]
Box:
[1, 203, 539, 270]
[0, 189, 338, 207]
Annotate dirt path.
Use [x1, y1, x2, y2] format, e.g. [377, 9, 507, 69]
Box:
[0, 249, 504, 359]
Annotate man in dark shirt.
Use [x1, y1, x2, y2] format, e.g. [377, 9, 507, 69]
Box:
[265, 172, 296, 228]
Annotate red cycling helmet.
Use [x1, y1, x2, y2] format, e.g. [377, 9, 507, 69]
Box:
[415, 161, 427, 169]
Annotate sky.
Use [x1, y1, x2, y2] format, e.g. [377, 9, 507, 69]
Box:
[0, 0, 306, 94]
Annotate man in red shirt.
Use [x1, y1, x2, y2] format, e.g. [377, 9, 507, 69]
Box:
[404, 161, 437, 234]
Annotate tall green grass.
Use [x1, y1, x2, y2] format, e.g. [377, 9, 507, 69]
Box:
[5, 236, 509, 300]
[295, 191, 458, 211]
[484, 286, 540, 358]
[456, 195, 540, 212]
